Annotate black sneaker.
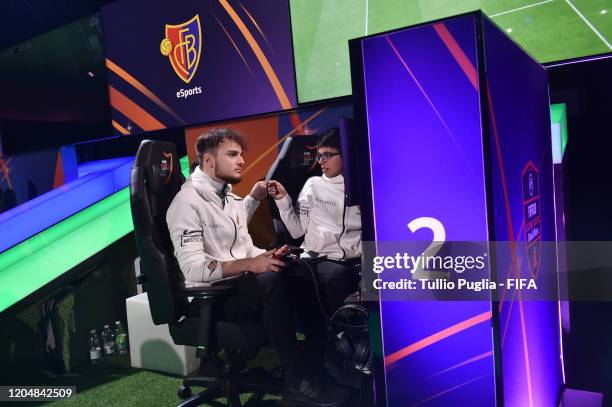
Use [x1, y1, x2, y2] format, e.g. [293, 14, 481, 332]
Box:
[282, 375, 349, 407]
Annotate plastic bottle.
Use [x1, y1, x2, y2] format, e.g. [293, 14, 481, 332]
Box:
[101, 324, 116, 356]
[114, 321, 128, 355]
[89, 329, 102, 364]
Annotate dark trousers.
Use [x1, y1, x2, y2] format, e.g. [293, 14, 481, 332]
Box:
[208, 262, 359, 381]
[213, 272, 301, 384]
[315, 259, 361, 314]
[282, 259, 360, 367]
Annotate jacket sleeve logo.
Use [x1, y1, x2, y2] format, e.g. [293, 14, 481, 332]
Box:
[180, 230, 203, 247]
[160, 15, 202, 84]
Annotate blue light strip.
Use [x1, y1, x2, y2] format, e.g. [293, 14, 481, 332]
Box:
[77, 156, 133, 177]
[0, 156, 134, 253]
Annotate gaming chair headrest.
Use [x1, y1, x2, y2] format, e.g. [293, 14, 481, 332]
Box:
[280, 135, 320, 174]
[266, 135, 322, 198]
[133, 140, 184, 198]
[130, 140, 187, 324]
[130, 139, 185, 252]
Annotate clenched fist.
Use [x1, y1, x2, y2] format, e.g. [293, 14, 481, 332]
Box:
[267, 180, 288, 200]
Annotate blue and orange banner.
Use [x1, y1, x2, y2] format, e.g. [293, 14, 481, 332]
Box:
[101, 0, 297, 136]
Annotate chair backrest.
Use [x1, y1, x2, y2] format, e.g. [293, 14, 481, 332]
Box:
[265, 135, 321, 245]
[130, 140, 187, 325]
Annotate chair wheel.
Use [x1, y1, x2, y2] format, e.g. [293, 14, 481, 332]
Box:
[177, 385, 192, 399]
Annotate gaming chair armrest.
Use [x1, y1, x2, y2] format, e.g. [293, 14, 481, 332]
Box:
[175, 272, 249, 298]
[176, 284, 235, 299]
[173, 284, 235, 349]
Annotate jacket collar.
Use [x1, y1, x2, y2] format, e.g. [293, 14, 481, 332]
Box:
[192, 167, 226, 192]
[322, 174, 344, 184]
[186, 167, 232, 206]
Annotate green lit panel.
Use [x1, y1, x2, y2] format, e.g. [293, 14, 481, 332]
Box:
[0, 156, 190, 313]
[551, 103, 568, 164]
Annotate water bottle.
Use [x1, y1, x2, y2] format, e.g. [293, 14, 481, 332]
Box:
[89, 329, 102, 364]
[101, 324, 116, 356]
[114, 321, 128, 355]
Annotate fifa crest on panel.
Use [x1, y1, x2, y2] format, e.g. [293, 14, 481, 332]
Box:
[160, 15, 202, 84]
[521, 161, 541, 275]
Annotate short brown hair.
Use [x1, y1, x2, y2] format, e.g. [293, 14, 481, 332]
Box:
[196, 128, 246, 165]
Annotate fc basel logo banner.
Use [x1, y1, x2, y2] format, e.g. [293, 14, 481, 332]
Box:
[160, 15, 202, 84]
[522, 161, 541, 274]
[101, 0, 296, 136]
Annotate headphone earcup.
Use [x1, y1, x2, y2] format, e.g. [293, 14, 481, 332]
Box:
[333, 331, 354, 360]
[329, 303, 369, 368]
[352, 332, 370, 365]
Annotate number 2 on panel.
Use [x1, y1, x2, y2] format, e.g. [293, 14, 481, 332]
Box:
[407, 217, 446, 275]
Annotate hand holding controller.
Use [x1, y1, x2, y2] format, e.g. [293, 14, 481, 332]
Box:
[272, 244, 302, 264]
[281, 252, 300, 263]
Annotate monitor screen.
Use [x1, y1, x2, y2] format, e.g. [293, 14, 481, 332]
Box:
[290, 0, 612, 103]
[102, 0, 297, 136]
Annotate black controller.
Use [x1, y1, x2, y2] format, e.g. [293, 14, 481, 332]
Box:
[280, 247, 303, 263]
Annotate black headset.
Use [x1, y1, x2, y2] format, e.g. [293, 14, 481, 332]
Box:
[301, 260, 370, 371]
[329, 303, 370, 371]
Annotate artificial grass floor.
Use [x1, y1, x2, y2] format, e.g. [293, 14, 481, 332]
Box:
[9, 355, 281, 407]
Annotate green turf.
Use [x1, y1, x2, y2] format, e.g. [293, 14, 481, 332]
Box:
[9, 355, 282, 407]
[290, 0, 612, 103]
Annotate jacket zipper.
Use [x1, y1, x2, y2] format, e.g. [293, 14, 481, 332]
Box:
[228, 215, 238, 259]
[337, 197, 347, 260]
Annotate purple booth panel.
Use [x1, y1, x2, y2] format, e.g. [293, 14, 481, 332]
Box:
[360, 14, 496, 406]
[355, 11, 564, 406]
[482, 15, 564, 407]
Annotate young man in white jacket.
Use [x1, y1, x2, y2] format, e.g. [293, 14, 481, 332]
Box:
[267, 128, 362, 313]
[166, 129, 346, 406]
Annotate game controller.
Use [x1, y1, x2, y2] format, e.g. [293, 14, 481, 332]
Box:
[279, 247, 303, 263]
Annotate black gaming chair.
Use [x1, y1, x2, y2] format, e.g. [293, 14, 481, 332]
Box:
[265, 135, 321, 247]
[266, 134, 363, 299]
[266, 135, 372, 403]
[129, 140, 279, 406]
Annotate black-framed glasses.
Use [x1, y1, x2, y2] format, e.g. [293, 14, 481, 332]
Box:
[315, 152, 340, 161]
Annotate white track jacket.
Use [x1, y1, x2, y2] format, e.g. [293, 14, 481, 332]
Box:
[166, 167, 264, 284]
[275, 174, 362, 260]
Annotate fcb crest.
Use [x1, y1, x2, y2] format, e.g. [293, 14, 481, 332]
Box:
[160, 15, 202, 84]
[521, 161, 541, 275]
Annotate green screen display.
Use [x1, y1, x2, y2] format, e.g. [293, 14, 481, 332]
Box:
[290, 0, 611, 103]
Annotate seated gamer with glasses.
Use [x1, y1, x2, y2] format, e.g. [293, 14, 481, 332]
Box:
[267, 127, 362, 314]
